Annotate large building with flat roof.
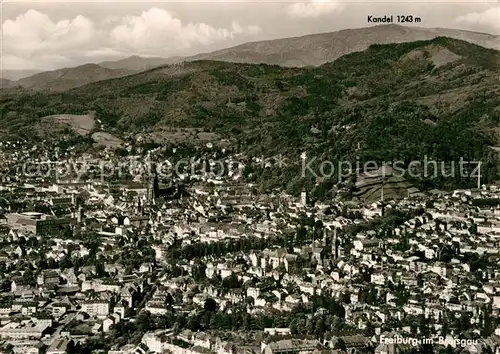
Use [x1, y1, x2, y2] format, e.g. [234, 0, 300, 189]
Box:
[0, 322, 50, 339]
[6, 212, 73, 235]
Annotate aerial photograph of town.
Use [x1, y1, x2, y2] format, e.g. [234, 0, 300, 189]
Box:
[0, 0, 499, 353]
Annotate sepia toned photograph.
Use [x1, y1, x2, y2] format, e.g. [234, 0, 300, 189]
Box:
[0, 0, 499, 353]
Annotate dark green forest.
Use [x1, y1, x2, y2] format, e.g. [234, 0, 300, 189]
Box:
[1, 37, 499, 195]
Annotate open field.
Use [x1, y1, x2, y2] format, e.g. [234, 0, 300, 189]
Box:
[40, 114, 96, 136]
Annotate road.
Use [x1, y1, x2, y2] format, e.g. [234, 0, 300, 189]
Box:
[43, 312, 77, 347]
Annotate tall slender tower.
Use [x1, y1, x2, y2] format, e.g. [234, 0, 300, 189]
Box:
[332, 227, 339, 260]
[147, 175, 155, 205]
[137, 196, 142, 214]
[381, 171, 386, 216]
[147, 179, 151, 204]
[300, 190, 307, 207]
[477, 162, 481, 189]
[381, 174, 385, 203]
[77, 205, 83, 223]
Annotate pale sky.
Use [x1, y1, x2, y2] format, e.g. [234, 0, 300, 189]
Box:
[1, 0, 499, 70]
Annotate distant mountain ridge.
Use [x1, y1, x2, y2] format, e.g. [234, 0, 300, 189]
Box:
[12, 64, 135, 92]
[98, 55, 183, 71]
[91, 25, 500, 70]
[0, 69, 44, 81]
[186, 24, 500, 67]
[0, 78, 12, 89]
[3, 24, 499, 92]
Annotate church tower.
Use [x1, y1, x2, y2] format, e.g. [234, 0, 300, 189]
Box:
[137, 196, 143, 214]
[332, 227, 339, 260]
[77, 205, 83, 223]
[147, 175, 157, 205]
[300, 190, 307, 207]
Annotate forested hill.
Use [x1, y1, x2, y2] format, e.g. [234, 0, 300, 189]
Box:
[187, 24, 500, 67]
[1, 37, 499, 193]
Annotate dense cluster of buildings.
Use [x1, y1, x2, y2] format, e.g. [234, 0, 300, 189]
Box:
[0, 142, 500, 354]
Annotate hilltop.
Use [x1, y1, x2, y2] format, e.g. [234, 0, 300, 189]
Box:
[0, 78, 12, 89]
[3, 25, 499, 92]
[98, 55, 183, 71]
[187, 24, 500, 67]
[12, 64, 135, 92]
[0, 69, 43, 81]
[1, 37, 499, 196]
[90, 25, 500, 70]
